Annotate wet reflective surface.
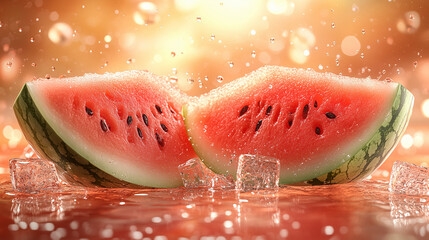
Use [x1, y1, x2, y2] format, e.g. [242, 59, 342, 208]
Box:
[1, 157, 429, 240]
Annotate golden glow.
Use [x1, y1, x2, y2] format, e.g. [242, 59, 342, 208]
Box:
[400, 134, 413, 149]
[48, 22, 73, 45]
[421, 98, 429, 118]
[341, 36, 361, 57]
[267, 0, 295, 15]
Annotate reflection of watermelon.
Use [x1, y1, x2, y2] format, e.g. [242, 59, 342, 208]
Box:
[14, 71, 196, 188]
[184, 66, 414, 185]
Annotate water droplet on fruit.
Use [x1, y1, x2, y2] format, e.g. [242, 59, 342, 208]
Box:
[228, 61, 234, 68]
[45, 74, 51, 79]
[251, 51, 256, 58]
[216, 76, 224, 83]
[331, 22, 335, 28]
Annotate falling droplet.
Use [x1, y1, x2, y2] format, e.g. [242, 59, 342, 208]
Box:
[31, 62, 36, 67]
[171, 51, 176, 57]
[385, 77, 392, 82]
[318, 64, 323, 70]
[67, 69, 71, 74]
[196, 16, 201, 22]
[51, 66, 55, 71]
[187, 77, 194, 84]
[45, 74, 51, 79]
[348, 67, 352, 73]
[127, 58, 134, 64]
[228, 61, 234, 67]
[360, 53, 364, 59]
[210, 34, 215, 40]
[331, 22, 335, 29]
[6, 61, 12, 68]
[413, 61, 418, 68]
[18, 28, 22, 32]
[336, 59, 340, 66]
[30, 37, 34, 43]
[410, 14, 415, 20]
[382, 69, 386, 74]
[270, 37, 275, 43]
[169, 76, 178, 83]
[251, 51, 256, 58]
[361, 29, 366, 35]
[204, 76, 208, 81]
[216, 76, 224, 83]
[172, 68, 177, 75]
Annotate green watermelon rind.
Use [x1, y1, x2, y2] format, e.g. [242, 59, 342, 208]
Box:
[183, 84, 413, 185]
[13, 84, 144, 188]
[305, 84, 414, 185]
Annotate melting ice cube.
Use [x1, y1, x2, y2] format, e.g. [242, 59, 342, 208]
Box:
[236, 154, 280, 192]
[178, 158, 235, 189]
[389, 161, 429, 196]
[9, 158, 61, 193]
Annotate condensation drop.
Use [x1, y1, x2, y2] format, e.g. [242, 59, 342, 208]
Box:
[216, 76, 224, 83]
[251, 51, 256, 58]
[228, 61, 234, 67]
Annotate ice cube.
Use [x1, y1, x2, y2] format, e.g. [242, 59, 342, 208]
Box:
[236, 154, 280, 192]
[9, 158, 61, 193]
[178, 158, 210, 188]
[20, 145, 39, 159]
[389, 161, 429, 196]
[178, 158, 235, 189]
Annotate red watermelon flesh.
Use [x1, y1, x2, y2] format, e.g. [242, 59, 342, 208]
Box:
[14, 71, 196, 188]
[184, 66, 413, 185]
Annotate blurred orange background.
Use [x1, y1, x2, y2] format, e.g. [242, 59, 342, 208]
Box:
[0, 0, 428, 172]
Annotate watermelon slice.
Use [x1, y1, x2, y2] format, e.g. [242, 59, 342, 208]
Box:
[183, 66, 414, 185]
[14, 71, 196, 188]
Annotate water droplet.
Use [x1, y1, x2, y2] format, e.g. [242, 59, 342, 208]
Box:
[413, 61, 418, 68]
[382, 69, 386, 74]
[361, 29, 366, 35]
[48, 22, 73, 45]
[30, 37, 34, 43]
[251, 51, 256, 58]
[385, 77, 392, 82]
[196, 16, 201, 22]
[171, 51, 176, 57]
[35, 18, 39, 22]
[6, 61, 12, 68]
[409, 14, 415, 20]
[51, 66, 55, 71]
[348, 67, 352, 73]
[31, 62, 36, 67]
[335, 59, 340, 66]
[270, 37, 275, 43]
[331, 22, 335, 29]
[45, 74, 51, 79]
[187, 77, 194, 84]
[204, 76, 208, 81]
[228, 61, 234, 67]
[360, 53, 364, 59]
[216, 76, 224, 83]
[18, 28, 22, 33]
[210, 34, 215, 40]
[67, 69, 71, 74]
[169, 76, 178, 83]
[172, 68, 177, 75]
[318, 64, 323, 70]
[127, 58, 134, 64]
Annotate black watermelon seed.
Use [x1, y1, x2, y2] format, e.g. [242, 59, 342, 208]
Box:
[160, 123, 168, 132]
[127, 116, 133, 125]
[288, 120, 293, 127]
[266, 106, 272, 116]
[100, 119, 108, 132]
[137, 127, 143, 138]
[155, 105, 162, 114]
[325, 112, 336, 119]
[155, 133, 165, 147]
[239, 105, 249, 116]
[303, 104, 309, 119]
[255, 120, 262, 132]
[314, 101, 318, 108]
[85, 107, 93, 116]
[143, 114, 149, 126]
[315, 127, 321, 135]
